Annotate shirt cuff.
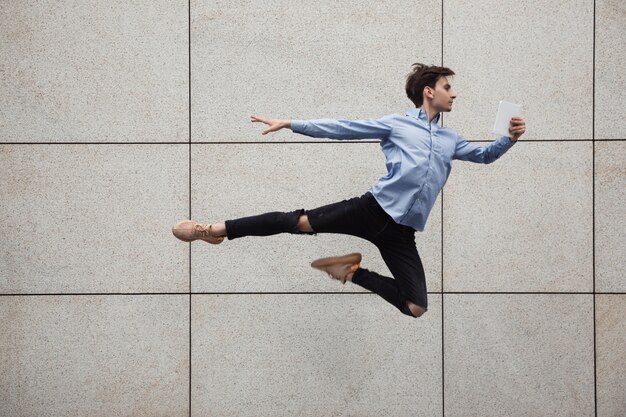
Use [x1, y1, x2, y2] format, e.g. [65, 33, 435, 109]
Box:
[503, 135, 517, 146]
[290, 120, 305, 133]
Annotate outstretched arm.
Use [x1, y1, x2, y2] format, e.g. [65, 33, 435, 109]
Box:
[250, 114, 394, 140]
[453, 116, 526, 163]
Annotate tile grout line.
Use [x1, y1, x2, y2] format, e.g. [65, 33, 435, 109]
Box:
[440, 188, 445, 416]
[592, 0, 597, 415]
[441, 192, 445, 417]
[441, 1, 445, 413]
[188, 0, 193, 415]
[2, 291, 623, 297]
[3, 139, 626, 145]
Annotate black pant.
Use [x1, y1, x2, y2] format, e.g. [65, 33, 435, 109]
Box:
[225, 192, 427, 317]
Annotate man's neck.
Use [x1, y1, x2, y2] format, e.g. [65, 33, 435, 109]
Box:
[419, 104, 440, 124]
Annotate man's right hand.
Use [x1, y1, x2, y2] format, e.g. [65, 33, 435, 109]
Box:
[250, 115, 291, 135]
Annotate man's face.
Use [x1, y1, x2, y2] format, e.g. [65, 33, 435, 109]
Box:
[425, 76, 457, 112]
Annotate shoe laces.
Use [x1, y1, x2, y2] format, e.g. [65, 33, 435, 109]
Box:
[193, 223, 212, 237]
[330, 262, 360, 283]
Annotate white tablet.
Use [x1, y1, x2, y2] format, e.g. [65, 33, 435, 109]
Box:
[493, 100, 522, 137]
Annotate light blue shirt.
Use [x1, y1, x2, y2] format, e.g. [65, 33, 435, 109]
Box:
[290, 107, 516, 232]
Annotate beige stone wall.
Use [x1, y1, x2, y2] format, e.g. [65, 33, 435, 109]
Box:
[1, 0, 624, 415]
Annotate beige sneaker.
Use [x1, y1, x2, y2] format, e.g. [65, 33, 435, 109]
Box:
[310, 253, 362, 284]
[171, 220, 224, 244]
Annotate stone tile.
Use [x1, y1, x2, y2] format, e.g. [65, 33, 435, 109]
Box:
[191, 143, 442, 293]
[596, 295, 626, 416]
[0, 295, 188, 416]
[443, 142, 593, 292]
[595, 141, 626, 292]
[0, 145, 188, 293]
[444, 294, 594, 417]
[443, 0, 593, 140]
[595, 0, 626, 139]
[191, 293, 442, 416]
[191, 0, 441, 142]
[0, 1, 188, 142]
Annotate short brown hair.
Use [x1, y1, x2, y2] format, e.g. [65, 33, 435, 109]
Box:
[405, 63, 455, 107]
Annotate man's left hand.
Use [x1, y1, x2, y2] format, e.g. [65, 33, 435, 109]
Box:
[509, 117, 526, 142]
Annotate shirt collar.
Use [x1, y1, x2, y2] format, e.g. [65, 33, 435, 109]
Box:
[406, 107, 441, 128]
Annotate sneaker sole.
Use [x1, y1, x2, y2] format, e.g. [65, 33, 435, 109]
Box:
[310, 253, 362, 269]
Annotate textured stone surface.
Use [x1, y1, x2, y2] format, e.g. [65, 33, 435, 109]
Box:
[595, 141, 626, 292]
[191, 293, 442, 416]
[444, 294, 595, 417]
[0, 295, 188, 417]
[443, 0, 593, 141]
[443, 141, 593, 292]
[0, 1, 188, 142]
[191, 0, 441, 142]
[595, 0, 626, 139]
[596, 295, 626, 416]
[0, 145, 189, 293]
[191, 143, 442, 293]
[1, 0, 625, 415]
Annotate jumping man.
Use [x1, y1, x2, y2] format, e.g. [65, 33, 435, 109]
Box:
[172, 63, 526, 318]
